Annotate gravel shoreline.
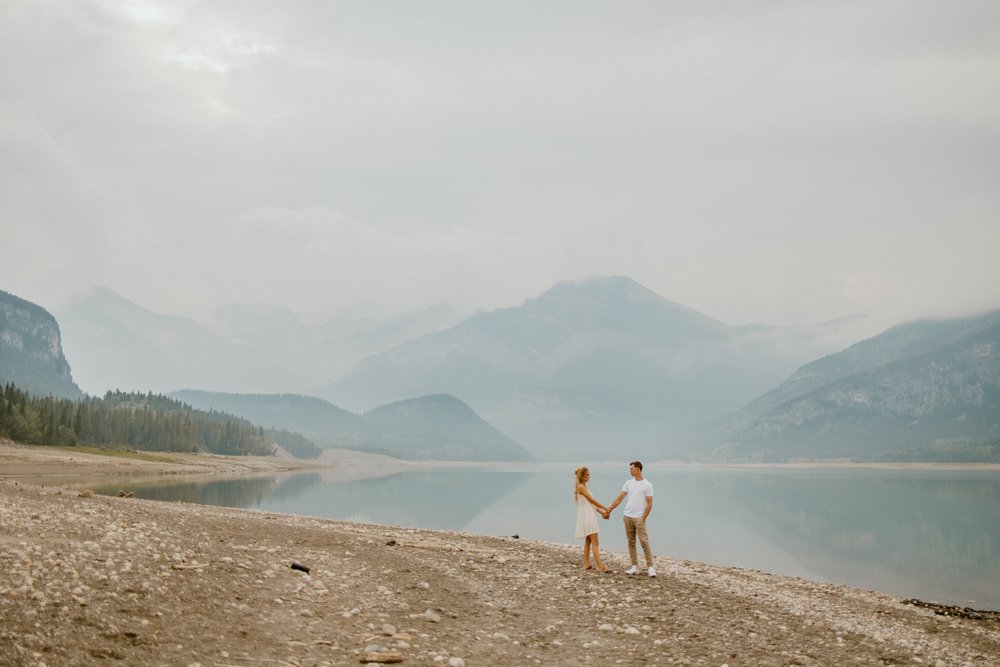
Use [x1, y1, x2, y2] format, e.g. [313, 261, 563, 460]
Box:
[1, 445, 999, 666]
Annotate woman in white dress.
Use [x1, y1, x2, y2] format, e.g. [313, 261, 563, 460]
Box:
[574, 466, 611, 572]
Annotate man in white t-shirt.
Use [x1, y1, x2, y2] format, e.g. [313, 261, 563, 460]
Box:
[607, 460, 655, 577]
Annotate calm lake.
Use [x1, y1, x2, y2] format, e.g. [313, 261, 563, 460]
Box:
[94, 464, 1000, 611]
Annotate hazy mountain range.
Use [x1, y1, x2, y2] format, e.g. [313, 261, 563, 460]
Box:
[317, 276, 872, 459]
[56, 287, 464, 395]
[692, 309, 1000, 462]
[56, 287, 301, 395]
[5, 276, 997, 462]
[209, 301, 464, 386]
[0, 286, 528, 461]
[53, 278, 871, 459]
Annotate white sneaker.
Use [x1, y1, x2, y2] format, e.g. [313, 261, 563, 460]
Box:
[625, 565, 639, 575]
[648, 567, 657, 578]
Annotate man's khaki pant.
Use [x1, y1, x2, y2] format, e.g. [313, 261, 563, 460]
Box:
[623, 516, 654, 568]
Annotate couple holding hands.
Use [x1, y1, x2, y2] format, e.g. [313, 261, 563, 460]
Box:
[574, 461, 656, 577]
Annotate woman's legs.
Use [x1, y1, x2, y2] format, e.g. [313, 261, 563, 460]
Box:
[590, 533, 606, 572]
[583, 535, 593, 569]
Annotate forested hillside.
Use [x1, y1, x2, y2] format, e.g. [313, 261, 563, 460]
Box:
[0, 385, 320, 458]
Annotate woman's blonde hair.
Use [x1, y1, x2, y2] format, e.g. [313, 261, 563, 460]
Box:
[574, 466, 589, 501]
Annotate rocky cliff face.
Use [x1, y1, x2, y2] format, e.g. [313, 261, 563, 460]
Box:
[0, 290, 82, 399]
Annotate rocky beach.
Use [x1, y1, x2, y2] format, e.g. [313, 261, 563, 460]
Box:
[1, 442, 998, 666]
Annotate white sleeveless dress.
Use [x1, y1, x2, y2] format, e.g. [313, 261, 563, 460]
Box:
[575, 492, 600, 539]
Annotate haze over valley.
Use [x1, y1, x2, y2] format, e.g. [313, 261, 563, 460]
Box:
[4, 279, 998, 463]
[54, 276, 876, 458]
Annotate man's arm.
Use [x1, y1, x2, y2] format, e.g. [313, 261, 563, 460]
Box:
[607, 491, 627, 512]
[641, 496, 653, 523]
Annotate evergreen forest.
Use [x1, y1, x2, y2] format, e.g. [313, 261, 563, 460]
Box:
[0, 384, 321, 458]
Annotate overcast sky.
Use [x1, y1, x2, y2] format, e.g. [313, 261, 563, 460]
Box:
[2, 0, 998, 330]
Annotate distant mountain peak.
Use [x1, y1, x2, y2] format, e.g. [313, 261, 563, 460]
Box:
[73, 285, 130, 304]
[366, 393, 470, 414]
[519, 275, 730, 337]
[535, 275, 671, 305]
[66, 286, 154, 319]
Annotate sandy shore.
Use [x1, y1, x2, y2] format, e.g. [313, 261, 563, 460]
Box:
[0, 440, 333, 480]
[1, 443, 998, 666]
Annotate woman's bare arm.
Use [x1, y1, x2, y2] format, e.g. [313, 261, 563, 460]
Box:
[577, 484, 607, 511]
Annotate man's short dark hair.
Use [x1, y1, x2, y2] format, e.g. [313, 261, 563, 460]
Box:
[630, 460, 643, 471]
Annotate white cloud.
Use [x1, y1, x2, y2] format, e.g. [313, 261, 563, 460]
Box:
[0, 0, 998, 330]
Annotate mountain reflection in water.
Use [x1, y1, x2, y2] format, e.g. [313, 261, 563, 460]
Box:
[92, 473, 324, 509]
[665, 470, 1000, 610]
